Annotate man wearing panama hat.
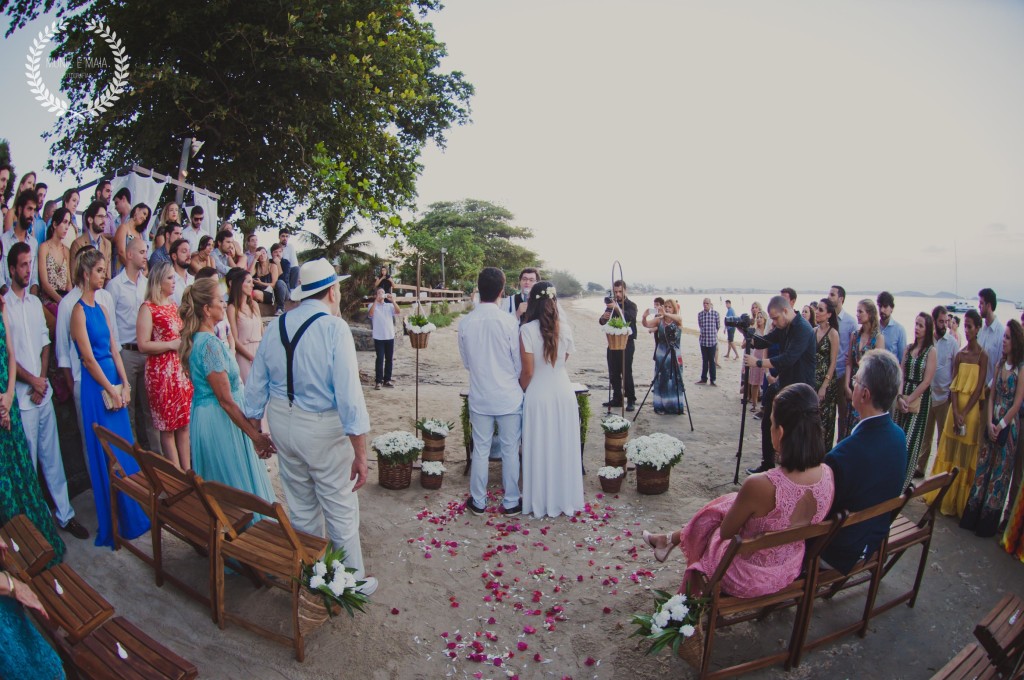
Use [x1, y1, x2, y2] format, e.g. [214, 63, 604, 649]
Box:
[244, 258, 378, 595]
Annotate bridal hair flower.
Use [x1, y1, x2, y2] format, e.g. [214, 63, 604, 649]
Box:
[538, 286, 556, 299]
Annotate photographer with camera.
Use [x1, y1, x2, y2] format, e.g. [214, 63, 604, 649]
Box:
[599, 280, 637, 411]
[743, 295, 817, 473]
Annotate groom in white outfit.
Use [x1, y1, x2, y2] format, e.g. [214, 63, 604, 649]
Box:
[244, 258, 377, 595]
[459, 267, 523, 516]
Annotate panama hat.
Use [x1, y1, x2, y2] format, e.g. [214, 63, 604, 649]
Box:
[290, 258, 350, 301]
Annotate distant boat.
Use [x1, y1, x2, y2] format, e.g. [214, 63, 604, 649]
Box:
[1016, 301, 1024, 311]
[946, 299, 973, 313]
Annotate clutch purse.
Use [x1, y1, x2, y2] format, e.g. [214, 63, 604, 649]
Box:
[101, 385, 129, 411]
[994, 417, 1011, 447]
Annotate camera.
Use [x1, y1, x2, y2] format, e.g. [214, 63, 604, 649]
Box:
[724, 313, 753, 336]
[604, 290, 613, 305]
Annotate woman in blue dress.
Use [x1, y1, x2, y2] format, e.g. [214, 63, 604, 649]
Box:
[1, 542, 65, 679]
[178, 278, 276, 501]
[70, 248, 150, 548]
[641, 299, 685, 414]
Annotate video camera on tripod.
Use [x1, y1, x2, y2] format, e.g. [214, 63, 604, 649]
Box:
[724, 313, 755, 339]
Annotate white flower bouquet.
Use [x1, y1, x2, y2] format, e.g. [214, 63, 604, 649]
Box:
[603, 316, 632, 336]
[631, 589, 707, 656]
[299, 543, 370, 616]
[405, 314, 437, 334]
[371, 430, 424, 465]
[421, 461, 447, 476]
[415, 418, 454, 438]
[597, 465, 625, 479]
[626, 433, 685, 470]
[600, 414, 631, 434]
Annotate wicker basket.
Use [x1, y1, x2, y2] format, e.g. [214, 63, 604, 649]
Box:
[409, 332, 430, 349]
[422, 433, 446, 462]
[421, 472, 443, 490]
[378, 460, 413, 489]
[676, 623, 704, 669]
[297, 587, 340, 636]
[635, 464, 671, 495]
[606, 333, 628, 351]
[599, 475, 623, 493]
[604, 431, 629, 468]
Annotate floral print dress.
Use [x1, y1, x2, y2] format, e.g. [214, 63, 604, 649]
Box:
[143, 301, 193, 431]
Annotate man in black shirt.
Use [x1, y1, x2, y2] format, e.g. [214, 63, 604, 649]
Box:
[598, 279, 638, 411]
[744, 294, 817, 472]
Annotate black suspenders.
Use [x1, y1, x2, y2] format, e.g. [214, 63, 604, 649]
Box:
[279, 312, 327, 405]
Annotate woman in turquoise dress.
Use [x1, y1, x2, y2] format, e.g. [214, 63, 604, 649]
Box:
[0, 300, 66, 566]
[1, 541, 65, 679]
[178, 278, 275, 501]
[70, 248, 150, 548]
[642, 299, 685, 415]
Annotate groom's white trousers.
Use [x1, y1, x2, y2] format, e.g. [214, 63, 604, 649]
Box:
[469, 409, 522, 510]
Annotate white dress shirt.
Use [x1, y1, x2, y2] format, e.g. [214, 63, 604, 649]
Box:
[172, 269, 194, 306]
[0, 230, 39, 288]
[104, 269, 148, 344]
[4, 289, 50, 410]
[182, 226, 204, 253]
[458, 302, 523, 416]
[930, 333, 959, 404]
[56, 286, 118, 383]
[978, 315, 1005, 389]
[836, 308, 857, 377]
[281, 240, 299, 268]
[244, 299, 370, 436]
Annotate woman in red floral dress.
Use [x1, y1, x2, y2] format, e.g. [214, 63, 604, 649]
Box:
[137, 261, 193, 469]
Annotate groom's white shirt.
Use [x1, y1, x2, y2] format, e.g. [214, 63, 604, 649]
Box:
[458, 302, 523, 414]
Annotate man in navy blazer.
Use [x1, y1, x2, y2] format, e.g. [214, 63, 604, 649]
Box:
[821, 349, 907, 574]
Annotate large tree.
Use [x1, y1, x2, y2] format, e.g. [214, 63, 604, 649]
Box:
[12, 0, 472, 230]
[396, 199, 539, 290]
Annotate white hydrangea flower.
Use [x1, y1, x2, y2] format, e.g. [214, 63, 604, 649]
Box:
[665, 594, 685, 609]
[597, 465, 624, 479]
[421, 461, 447, 476]
[309, 574, 326, 589]
[330, 559, 344, 573]
[342, 572, 357, 589]
[327, 576, 347, 596]
[650, 623, 663, 636]
[312, 560, 327, 577]
[625, 433, 686, 470]
[681, 624, 696, 638]
[371, 431, 425, 459]
[653, 610, 671, 628]
[670, 604, 690, 621]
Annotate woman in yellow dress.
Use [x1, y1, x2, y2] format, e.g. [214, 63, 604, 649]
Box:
[927, 309, 988, 517]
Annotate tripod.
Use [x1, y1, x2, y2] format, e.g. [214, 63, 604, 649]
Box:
[633, 340, 694, 432]
[713, 330, 755, 488]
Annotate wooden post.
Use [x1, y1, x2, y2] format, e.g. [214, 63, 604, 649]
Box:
[612, 260, 626, 418]
[415, 256, 422, 425]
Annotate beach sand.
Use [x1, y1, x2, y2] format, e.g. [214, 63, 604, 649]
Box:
[58, 299, 1022, 679]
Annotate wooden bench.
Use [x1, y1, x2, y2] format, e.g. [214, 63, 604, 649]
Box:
[66, 616, 199, 680]
[932, 593, 1024, 679]
[30, 563, 115, 644]
[0, 514, 55, 578]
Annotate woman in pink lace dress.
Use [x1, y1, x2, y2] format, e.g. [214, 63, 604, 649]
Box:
[643, 384, 834, 598]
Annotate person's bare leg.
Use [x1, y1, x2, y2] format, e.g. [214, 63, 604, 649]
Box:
[643, 529, 680, 562]
[175, 428, 191, 471]
[160, 431, 180, 468]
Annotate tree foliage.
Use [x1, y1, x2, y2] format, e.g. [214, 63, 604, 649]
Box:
[586, 281, 605, 293]
[396, 199, 539, 290]
[14, 0, 472, 230]
[547, 269, 582, 297]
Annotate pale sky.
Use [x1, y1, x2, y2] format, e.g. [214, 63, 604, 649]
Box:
[3, 0, 1023, 297]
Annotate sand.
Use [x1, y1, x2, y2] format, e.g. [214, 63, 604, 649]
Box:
[58, 299, 1023, 679]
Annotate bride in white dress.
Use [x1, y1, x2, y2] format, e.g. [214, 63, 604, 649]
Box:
[519, 281, 585, 518]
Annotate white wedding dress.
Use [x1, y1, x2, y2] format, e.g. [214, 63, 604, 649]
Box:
[521, 319, 585, 518]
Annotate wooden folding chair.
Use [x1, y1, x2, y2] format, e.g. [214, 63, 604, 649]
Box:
[93, 424, 155, 564]
[790, 493, 910, 667]
[201, 479, 329, 662]
[974, 593, 1024, 676]
[29, 563, 115, 644]
[132, 447, 253, 611]
[872, 468, 959, 617]
[61, 616, 199, 680]
[694, 515, 844, 679]
[0, 514, 55, 578]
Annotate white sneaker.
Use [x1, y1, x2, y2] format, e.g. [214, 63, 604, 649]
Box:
[356, 576, 378, 597]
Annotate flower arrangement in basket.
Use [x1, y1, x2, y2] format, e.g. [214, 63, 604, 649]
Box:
[630, 588, 709, 668]
[296, 543, 370, 635]
[372, 431, 423, 490]
[597, 465, 625, 493]
[626, 433, 685, 495]
[603, 316, 631, 350]
[405, 314, 437, 349]
[601, 414, 631, 467]
[416, 417, 454, 462]
[420, 461, 446, 490]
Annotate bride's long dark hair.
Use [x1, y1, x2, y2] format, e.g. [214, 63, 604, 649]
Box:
[523, 281, 559, 367]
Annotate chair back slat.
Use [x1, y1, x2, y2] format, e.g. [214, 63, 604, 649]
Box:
[908, 468, 958, 499]
[133, 447, 193, 505]
[738, 516, 840, 556]
[840, 494, 908, 530]
[92, 424, 135, 480]
[187, 472, 236, 536]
